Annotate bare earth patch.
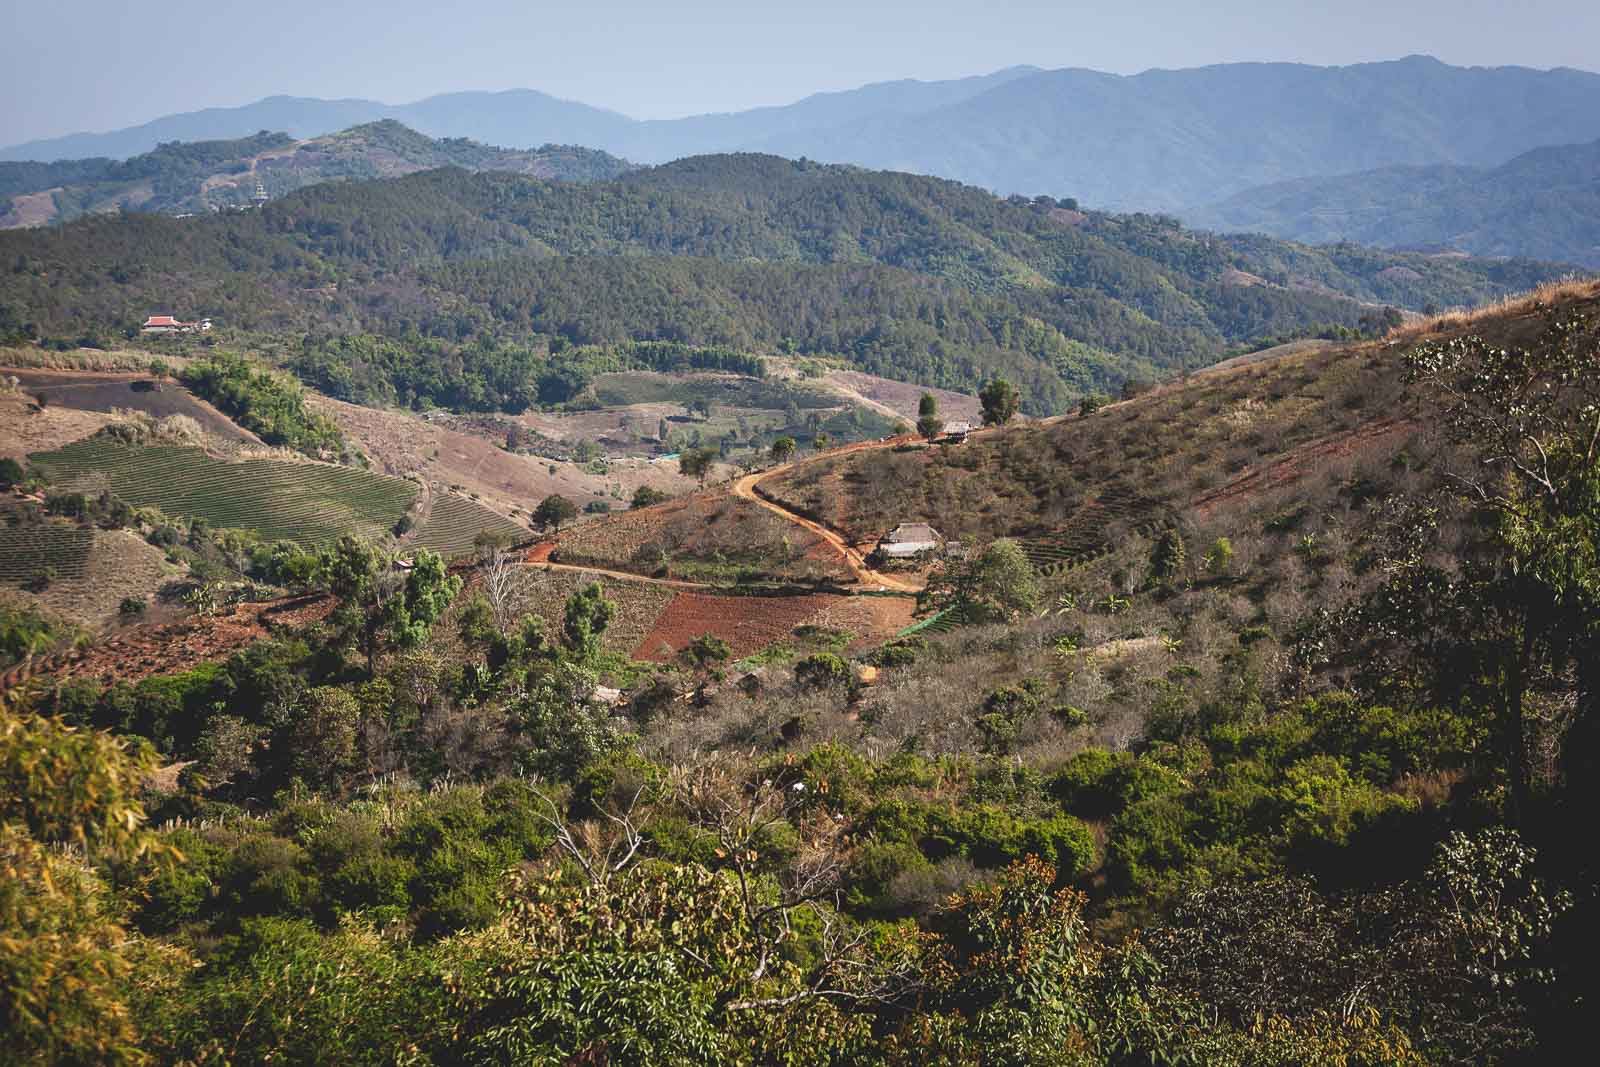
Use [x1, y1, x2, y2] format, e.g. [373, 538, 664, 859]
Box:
[312, 395, 692, 524]
[631, 591, 843, 663]
[0, 393, 119, 460]
[819, 370, 982, 424]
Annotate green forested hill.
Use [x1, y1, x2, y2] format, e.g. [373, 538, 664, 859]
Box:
[0, 155, 1570, 413]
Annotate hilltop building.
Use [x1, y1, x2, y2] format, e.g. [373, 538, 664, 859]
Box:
[141, 315, 212, 334]
[941, 421, 973, 442]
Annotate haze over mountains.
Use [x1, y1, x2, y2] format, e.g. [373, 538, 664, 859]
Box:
[10, 56, 1600, 216]
[1190, 138, 1600, 267]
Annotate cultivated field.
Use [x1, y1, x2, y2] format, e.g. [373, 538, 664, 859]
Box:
[0, 524, 95, 583]
[0, 525, 179, 627]
[553, 489, 851, 584]
[410, 492, 528, 559]
[631, 591, 843, 663]
[28, 440, 417, 546]
[516, 567, 678, 658]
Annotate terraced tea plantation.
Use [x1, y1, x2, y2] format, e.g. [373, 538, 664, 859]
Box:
[28, 441, 417, 547]
[410, 493, 526, 560]
[1017, 490, 1168, 577]
[0, 525, 95, 583]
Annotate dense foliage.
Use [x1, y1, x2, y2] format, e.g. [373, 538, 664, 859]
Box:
[179, 352, 350, 457]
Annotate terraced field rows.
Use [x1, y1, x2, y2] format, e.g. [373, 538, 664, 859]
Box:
[28, 441, 417, 547]
[1016, 489, 1170, 577]
[0, 526, 95, 583]
[410, 493, 526, 560]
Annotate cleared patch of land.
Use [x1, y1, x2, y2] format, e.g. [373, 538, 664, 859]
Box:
[5, 369, 257, 443]
[818, 369, 982, 424]
[631, 591, 842, 663]
[312, 394, 691, 522]
[28, 439, 416, 547]
[553, 489, 851, 584]
[0, 391, 119, 460]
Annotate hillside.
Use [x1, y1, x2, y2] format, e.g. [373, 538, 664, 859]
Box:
[0, 120, 632, 228]
[1188, 138, 1600, 267]
[10, 56, 1600, 214]
[0, 156, 1570, 414]
[7, 281, 1598, 1065]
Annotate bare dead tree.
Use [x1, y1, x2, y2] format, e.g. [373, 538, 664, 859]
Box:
[530, 782, 650, 888]
[483, 547, 538, 631]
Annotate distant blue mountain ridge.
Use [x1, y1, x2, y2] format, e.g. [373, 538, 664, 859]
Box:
[7, 56, 1600, 215]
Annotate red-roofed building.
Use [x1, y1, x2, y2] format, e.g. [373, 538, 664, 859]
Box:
[142, 315, 212, 333]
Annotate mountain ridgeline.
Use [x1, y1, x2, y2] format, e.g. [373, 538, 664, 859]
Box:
[0, 120, 633, 228]
[10, 56, 1600, 214]
[0, 154, 1569, 414]
[1190, 137, 1600, 268]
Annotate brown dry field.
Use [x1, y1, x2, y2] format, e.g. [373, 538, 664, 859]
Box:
[0, 189, 60, 228]
[0, 392, 120, 460]
[819, 369, 982, 424]
[4, 370, 258, 443]
[9, 529, 182, 629]
[310, 395, 694, 523]
[553, 488, 851, 583]
[631, 591, 843, 663]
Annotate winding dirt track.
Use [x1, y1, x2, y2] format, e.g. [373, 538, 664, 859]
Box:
[731, 464, 923, 593]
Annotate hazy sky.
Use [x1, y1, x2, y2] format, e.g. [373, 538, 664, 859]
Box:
[6, 0, 1598, 146]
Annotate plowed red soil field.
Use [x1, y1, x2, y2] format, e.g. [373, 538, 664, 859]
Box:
[3, 594, 334, 691]
[631, 591, 842, 663]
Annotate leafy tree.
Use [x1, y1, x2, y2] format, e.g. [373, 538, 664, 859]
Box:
[917, 392, 943, 440]
[678, 446, 717, 488]
[769, 436, 796, 465]
[1202, 536, 1234, 575]
[0, 457, 23, 487]
[812, 430, 831, 453]
[979, 377, 1021, 426]
[794, 651, 852, 691]
[533, 493, 578, 532]
[922, 538, 1040, 623]
[1372, 313, 1600, 817]
[1150, 528, 1187, 587]
[631, 485, 669, 509]
[1, 707, 170, 1065]
[562, 581, 615, 660]
[680, 633, 732, 674]
[323, 538, 461, 676]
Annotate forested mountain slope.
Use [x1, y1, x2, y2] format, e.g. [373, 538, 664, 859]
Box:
[7, 283, 1600, 1066]
[0, 155, 1570, 412]
[1189, 138, 1600, 267]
